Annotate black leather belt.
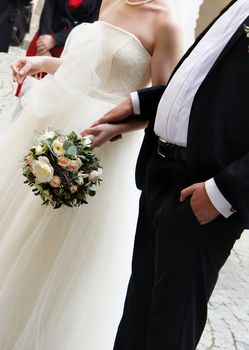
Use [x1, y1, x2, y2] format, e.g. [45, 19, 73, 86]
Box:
[157, 138, 188, 162]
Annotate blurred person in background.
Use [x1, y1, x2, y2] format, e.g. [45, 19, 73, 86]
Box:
[15, 0, 102, 95]
[27, 0, 102, 57]
[0, 0, 33, 53]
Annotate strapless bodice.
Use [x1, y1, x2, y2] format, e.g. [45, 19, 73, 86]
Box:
[20, 21, 151, 118]
[56, 21, 151, 103]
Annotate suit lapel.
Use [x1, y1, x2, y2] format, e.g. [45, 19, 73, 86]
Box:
[167, 0, 238, 84]
[207, 15, 249, 75]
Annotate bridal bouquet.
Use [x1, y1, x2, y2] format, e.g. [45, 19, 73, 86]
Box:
[23, 129, 102, 208]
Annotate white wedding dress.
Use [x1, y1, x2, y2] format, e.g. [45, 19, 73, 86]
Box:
[0, 21, 151, 350]
[0, 2, 203, 348]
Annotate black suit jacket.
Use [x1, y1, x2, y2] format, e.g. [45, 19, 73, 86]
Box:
[136, 1, 249, 227]
[39, 0, 102, 47]
[0, 0, 32, 52]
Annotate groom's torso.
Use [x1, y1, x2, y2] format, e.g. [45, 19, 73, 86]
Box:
[186, 15, 249, 180]
[137, 7, 249, 182]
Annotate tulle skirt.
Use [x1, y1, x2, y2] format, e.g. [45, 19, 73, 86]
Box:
[0, 72, 142, 349]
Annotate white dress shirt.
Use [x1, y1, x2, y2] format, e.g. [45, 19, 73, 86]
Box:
[131, 0, 249, 218]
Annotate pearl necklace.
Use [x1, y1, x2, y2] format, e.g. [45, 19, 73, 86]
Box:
[124, 0, 154, 6]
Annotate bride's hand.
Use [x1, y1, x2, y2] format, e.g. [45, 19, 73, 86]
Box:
[91, 97, 135, 127]
[11, 57, 45, 83]
[81, 124, 123, 148]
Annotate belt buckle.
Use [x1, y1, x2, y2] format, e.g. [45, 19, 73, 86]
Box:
[157, 138, 167, 158]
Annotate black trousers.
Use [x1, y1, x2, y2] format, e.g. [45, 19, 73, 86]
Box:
[113, 152, 244, 350]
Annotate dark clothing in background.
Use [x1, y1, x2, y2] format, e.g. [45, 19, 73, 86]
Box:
[15, 0, 102, 96]
[39, 0, 102, 48]
[0, 0, 32, 52]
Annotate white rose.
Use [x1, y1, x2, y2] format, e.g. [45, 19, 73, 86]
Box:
[77, 177, 84, 185]
[35, 145, 44, 155]
[88, 169, 102, 182]
[78, 172, 89, 179]
[52, 139, 64, 156]
[41, 130, 56, 140]
[32, 156, 54, 184]
[75, 175, 85, 186]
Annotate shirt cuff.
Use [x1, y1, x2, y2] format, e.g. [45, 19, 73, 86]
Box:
[130, 92, 140, 115]
[205, 178, 235, 218]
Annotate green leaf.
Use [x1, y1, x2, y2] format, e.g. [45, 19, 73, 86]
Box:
[88, 184, 97, 197]
[66, 145, 78, 157]
[63, 140, 73, 150]
[67, 131, 78, 141]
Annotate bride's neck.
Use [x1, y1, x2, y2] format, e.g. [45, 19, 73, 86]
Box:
[99, 0, 117, 17]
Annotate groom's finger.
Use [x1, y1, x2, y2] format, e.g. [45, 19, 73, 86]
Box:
[92, 108, 125, 126]
[180, 184, 196, 202]
[110, 134, 122, 142]
[92, 98, 134, 126]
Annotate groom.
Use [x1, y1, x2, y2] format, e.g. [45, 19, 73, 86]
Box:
[93, 0, 249, 348]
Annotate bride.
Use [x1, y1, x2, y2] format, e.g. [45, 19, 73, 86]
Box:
[0, 0, 202, 349]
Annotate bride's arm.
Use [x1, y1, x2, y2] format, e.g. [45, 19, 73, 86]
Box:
[151, 12, 183, 85]
[11, 56, 62, 83]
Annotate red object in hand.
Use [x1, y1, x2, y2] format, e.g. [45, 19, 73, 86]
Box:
[68, 0, 84, 7]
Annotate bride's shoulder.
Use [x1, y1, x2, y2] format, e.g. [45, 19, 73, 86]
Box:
[152, 3, 183, 55]
[153, 1, 182, 34]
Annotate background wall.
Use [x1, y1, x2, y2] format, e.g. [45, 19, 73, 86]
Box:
[196, 0, 230, 36]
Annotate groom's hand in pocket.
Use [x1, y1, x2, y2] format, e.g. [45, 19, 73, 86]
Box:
[180, 182, 220, 225]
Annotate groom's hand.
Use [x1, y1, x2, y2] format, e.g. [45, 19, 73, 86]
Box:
[180, 182, 220, 225]
[91, 97, 135, 127]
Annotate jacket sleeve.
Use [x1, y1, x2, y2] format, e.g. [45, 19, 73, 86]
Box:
[19, 0, 33, 5]
[137, 85, 166, 121]
[54, 30, 70, 47]
[53, 0, 102, 47]
[214, 152, 249, 219]
[39, 0, 56, 35]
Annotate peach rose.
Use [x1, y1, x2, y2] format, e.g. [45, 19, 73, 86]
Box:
[67, 160, 80, 172]
[26, 154, 34, 166]
[58, 156, 71, 168]
[70, 185, 78, 193]
[50, 176, 61, 188]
